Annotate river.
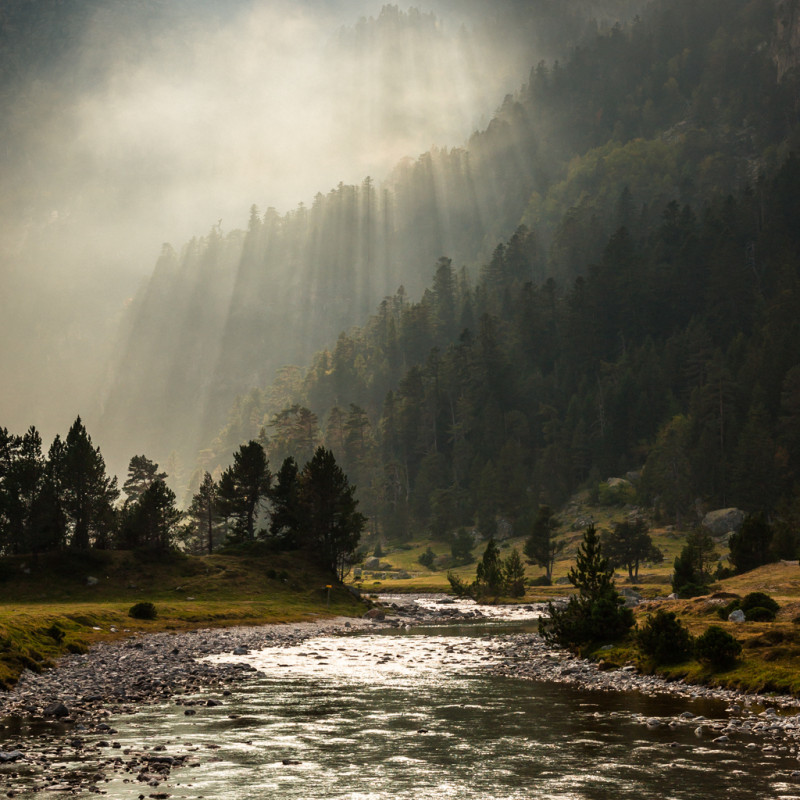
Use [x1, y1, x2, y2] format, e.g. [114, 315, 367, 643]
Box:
[2, 599, 800, 798]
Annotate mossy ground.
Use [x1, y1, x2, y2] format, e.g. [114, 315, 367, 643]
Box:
[0, 549, 363, 689]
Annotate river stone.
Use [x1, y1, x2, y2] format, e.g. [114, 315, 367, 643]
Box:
[728, 609, 746, 623]
[363, 608, 385, 620]
[702, 508, 745, 537]
[43, 701, 69, 717]
[0, 750, 24, 763]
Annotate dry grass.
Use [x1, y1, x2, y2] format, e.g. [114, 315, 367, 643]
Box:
[0, 549, 364, 688]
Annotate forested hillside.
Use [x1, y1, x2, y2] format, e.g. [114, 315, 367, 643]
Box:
[94, 1, 650, 471]
[190, 0, 800, 547]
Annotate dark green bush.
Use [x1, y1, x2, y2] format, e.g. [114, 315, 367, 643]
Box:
[635, 609, 693, 664]
[676, 582, 708, 599]
[694, 625, 742, 668]
[418, 547, 436, 569]
[529, 575, 552, 587]
[66, 641, 89, 655]
[740, 592, 779, 619]
[128, 601, 158, 620]
[745, 606, 776, 622]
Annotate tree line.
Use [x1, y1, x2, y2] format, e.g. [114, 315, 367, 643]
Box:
[0, 419, 364, 580]
[198, 144, 800, 570]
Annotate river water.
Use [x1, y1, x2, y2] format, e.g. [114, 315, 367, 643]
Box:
[3, 601, 800, 798]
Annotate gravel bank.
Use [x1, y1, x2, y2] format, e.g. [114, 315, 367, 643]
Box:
[3, 599, 800, 794]
[492, 631, 800, 759]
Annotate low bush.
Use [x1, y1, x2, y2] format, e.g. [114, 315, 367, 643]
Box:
[635, 609, 693, 664]
[529, 575, 552, 587]
[418, 547, 436, 569]
[676, 582, 708, 599]
[694, 625, 742, 668]
[741, 592, 779, 620]
[746, 606, 776, 622]
[128, 601, 158, 620]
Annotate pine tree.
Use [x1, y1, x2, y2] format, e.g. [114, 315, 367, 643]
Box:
[123, 455, 167, 505]
[503, 547, 527, 597]
[268, 456, 301, 547]
[217, 440, 271, 542]
[297, 447, 365, 580]
[62, 417, 119, 549]
[186, 471, 220, 555]
[541, 525, 633, 651]
[121, 479, 181, 550]
[523, 505, 564, 584]
[602, 517, 662, 582]
[475, 537, 504, 598]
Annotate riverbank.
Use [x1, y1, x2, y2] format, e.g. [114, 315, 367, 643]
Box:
[3, 596, 800, 795]
[0, 549, 367, 689]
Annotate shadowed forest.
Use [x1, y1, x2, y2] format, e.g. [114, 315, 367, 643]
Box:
[3, 0, 800, 571]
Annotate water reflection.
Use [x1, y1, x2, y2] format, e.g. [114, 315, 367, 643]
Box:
[3, 627, 800, 799]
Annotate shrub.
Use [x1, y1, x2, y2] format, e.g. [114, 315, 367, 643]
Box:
[529, 575, 552, 587]
[676, 582, 708, 599]
[418, 547, 436, 569]
[128, 601, 158, 620]
[447, 571, 474, 598]
[636, 609, 693, 664]
[694, 625, 742, 668]
[66, 641, 89, 655]
[740, 592, 779, 619]
[746, 606, 776, 622]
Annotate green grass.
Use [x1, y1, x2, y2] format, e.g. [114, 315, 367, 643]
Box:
[0, 549, 364, 688]
[351, 492, 692, 597]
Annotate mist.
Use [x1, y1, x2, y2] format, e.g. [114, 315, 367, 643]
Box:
[0, 0, 545, 465]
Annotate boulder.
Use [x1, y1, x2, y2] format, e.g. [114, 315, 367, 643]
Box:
[0, 750, 23, 763]
[86, 575, 99, 586]
[363, 608, 386, 620]
[728, 609, 746, 623]
[620, 588, 642, 607]
[43, 701, 69, 717]
[701, 508, 745, 537]
[364, 557, 380, 570]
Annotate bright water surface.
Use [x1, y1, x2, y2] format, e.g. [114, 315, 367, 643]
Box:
[4, 604, 800, 799]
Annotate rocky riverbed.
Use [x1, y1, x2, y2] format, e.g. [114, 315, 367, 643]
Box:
[2, 597, 800, 795]
[0, 600, 485, 795]
[492, 631, 800, 760]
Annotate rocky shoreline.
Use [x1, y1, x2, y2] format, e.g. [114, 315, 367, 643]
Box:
[492, 631, 800, 761]
[2, 598, 800, 794]
[0, 600, 481, 795]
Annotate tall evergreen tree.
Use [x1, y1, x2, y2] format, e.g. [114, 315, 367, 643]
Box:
[541, 525, 633, 651]
[217, 440, 271, 542]
[297, 447, 365, 580]
[523, 505, 563, 584]
[62, 417, 118, 549]
[186, 471, 220, 555]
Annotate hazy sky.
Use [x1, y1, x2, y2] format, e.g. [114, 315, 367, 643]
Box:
[0, 0, 535, 460]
